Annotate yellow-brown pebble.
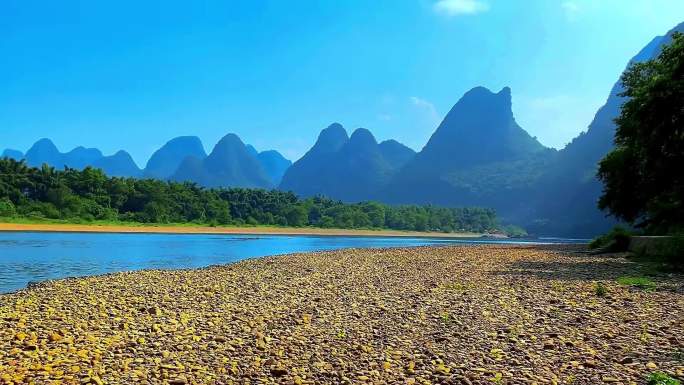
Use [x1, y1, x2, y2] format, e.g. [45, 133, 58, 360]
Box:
[0, 245, 682, 384]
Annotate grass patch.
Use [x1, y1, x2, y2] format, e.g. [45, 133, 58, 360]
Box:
[594, 282, 609, 297]
[616, 276, 657, 291]
[647, 372, 680, 385]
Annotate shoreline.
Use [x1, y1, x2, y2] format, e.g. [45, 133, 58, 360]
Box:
[0, 222, 486, 238]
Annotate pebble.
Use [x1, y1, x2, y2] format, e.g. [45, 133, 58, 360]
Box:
[0, 244, 682, 384]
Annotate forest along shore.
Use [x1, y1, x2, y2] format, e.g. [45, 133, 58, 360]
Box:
[0, 222, 484, 238]
[1, 245, 682, 384]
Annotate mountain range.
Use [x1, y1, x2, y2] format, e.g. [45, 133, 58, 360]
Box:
[3, 21, 681, 236]
[2, 134, 291, 189]
[171, 134, 274, 189]
[17, 139, 142, 178]
[279, 124, 416, 202]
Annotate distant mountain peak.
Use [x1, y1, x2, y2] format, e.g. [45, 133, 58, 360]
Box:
[450, 86, 513, 120]
[257, 150, 292, 185]
[144, 136, 207, 180]
[417, 85, 546, 168]
[1, 149, 24, 160]
[378, 140, 416, 170]
[30, 138, 59, 151]
[93, 150, 141, 178]
[348, 128, 378, 146]
[314, 123, 349, 152]
[173, 132, 272, 189]
[215, 133, 244, 148]
[63, 146, 104, 169]
[112, 150, 131, 158]
[280, 124, 413, 201]
[25, 138, 62, 167]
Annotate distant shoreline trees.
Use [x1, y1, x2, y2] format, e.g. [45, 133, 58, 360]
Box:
[0, 158, 502, 234]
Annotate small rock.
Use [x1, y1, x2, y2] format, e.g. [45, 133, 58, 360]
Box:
[271, 366, 288, 377]
[619, 357, 633, 364]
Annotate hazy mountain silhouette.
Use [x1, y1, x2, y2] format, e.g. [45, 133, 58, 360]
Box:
[25, 138, 63, 168]
[172, 133, 272, 189]
[171, 156, 209, 185]
[93, 150, 142, 178]
[9, 135, 288, 187]
[378, 140, 416, 169]
[257, 150, 292, 185]
[526, 21, 684, 236]
[411, 87, 548, 169]
[144, 136, 207, 180]
[280, 124, 416, 201]
[62, 147, 104, 170]
[18, 138, 141, 177]
[279, 123, 349, 196]
[245, 145, 259, 158]
[1, 149, 23, 160]
[382, 86, 555, 221]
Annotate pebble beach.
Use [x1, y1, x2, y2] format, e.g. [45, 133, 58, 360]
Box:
[1, 244, 682, 385]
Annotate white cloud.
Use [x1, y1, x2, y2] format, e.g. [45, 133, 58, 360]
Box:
[561, 1, 580, 20]
[433, 0, 490, 16]
[410, 96, 440, 126]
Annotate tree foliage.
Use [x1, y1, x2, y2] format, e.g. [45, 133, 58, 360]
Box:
[598, 32, 684, 234]
[0, 158, 499, 233]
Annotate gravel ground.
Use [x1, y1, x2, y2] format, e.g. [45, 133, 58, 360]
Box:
[0, 244, 682, 385]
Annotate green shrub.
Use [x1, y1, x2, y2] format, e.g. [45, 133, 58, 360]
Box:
[647, 372, 680, 385]
[19, 201, 61, 219]
[0, 198, 16, 217]
[589, 226, 632, 251]
[594, 282, 608, 297]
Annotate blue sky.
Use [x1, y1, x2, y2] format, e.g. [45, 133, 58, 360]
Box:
[2, 0, 683, 165]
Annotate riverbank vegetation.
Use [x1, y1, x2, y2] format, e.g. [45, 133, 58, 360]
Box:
[0, 158, 503, 234]
[592, 33, 684, 268]
[597, 33, 684, 236]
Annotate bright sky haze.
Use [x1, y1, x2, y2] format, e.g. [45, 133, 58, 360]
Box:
[2, 0, 684, 165]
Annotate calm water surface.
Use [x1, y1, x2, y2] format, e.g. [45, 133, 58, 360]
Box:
[0, 232, 585, 293]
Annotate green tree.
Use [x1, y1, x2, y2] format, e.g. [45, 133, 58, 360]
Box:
[597, 33, 684, 233]
[0, 198, 16, 217]
[284, 205, 307, 227]
[0, 157, 505, 233]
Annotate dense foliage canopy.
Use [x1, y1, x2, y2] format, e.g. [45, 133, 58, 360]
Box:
[598, 33, 684, 234]
[0, 158, 500, 233]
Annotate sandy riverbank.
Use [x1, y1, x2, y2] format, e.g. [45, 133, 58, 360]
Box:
[1, 244, 682, 384]
[0, 222, 485, 238]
